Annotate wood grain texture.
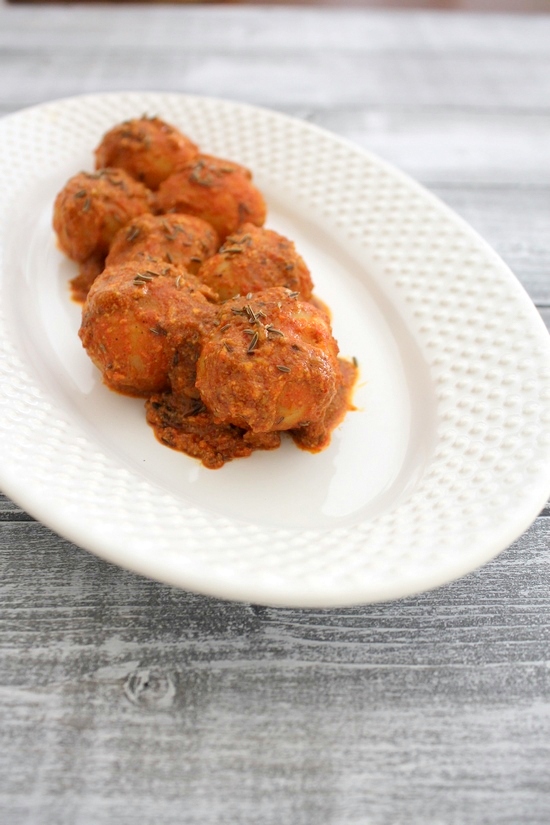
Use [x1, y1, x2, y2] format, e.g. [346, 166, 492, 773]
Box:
[1, 518, 550, 824]
[0, 7, 549, 823]
[1, 8, 550, 112]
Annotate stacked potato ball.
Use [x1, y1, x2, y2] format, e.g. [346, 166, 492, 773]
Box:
[53, 116, 355, 468]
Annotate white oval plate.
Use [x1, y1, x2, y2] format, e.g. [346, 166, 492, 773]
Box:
[0, 92, 549, 607]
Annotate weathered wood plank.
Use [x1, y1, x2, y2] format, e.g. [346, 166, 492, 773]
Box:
[2, 47, 549, 115]
[1, 8, 550, 116]
[0, 494, 22, 512]
[0, 519, 549, 674]
[0, 494, 37, 526]
[0, 495, 33, 521]
[0, 519, 549, 824]
[1, 7, 550, 54]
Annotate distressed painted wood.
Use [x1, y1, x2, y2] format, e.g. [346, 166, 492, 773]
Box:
[1, 7, 550, 54]
[2, 37, 550, 114]
[1, 518, 550, 824]
[0, 7, 549, 824]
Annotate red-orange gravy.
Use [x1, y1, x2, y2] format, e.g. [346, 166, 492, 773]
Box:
[145, 356, 357, 469]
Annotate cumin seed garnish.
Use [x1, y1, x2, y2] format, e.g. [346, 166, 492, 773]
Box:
[189, 169, 213, 187]
[150, 325, 167, 336]
[165, 251, 173, 263]
[243, 328, 256, 336]
[247, 332, 259, 353]
[276, 365, 291, 373]
[224, 342, 234, 353]
[190, 256, 202, 264]
[82, 198, 91, 213]
[288, 291, 299, 298]
[275, 416, 285, 426]
[175, 275, 182, 289]
[244, 305, 258, 323]
[266, 325, 284, 338]
[183, 400, 207, 418]
[74, 189, 87, 199]
[246, 293, 253, 299]
[352, 356, 359, 368]
[126, 225, 140, 241]
[220, 323, 231, 332]
[133, 273, 153, 286]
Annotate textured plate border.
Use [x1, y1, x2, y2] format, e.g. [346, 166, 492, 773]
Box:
[0, 92, 549, 607]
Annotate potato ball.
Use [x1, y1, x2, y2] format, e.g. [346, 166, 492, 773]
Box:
[196, 223, 313, 302]
[53, 168, 153, 263]
[94, 116, 198, 190]
[106, 213, 219, 276]
[155, 154, 266, 241]
[195, 287, 340, 433]
[80, 260, 217, 397]
[290, 358, 357, 453]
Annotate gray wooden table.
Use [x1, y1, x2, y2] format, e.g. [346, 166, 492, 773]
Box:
[1, 5, 550, 823]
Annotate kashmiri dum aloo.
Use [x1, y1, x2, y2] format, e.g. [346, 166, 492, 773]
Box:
[53, 115, 357, 469]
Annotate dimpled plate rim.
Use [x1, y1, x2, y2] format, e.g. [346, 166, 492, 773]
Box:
[0, 92, 550, 608]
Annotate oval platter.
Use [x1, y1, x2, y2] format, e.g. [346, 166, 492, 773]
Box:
[0, 92, 549, 607]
